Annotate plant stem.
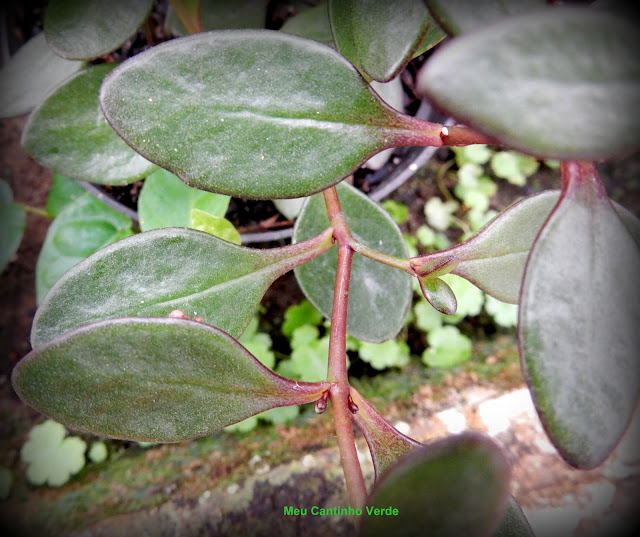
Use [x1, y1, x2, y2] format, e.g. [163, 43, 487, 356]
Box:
[323, 187, 368, 510]
[17, 203, 49, 218]
[440, 124, 496, 146]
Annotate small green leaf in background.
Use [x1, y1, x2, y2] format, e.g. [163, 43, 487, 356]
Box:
[490, 151, 539, 187]
[31, 227, 334, 347]
[422, 325, 473, 368]
[413, 300, 444, 333]
[0, 179, 26, 273]
[382, 199, 409, 225]
[454, 164, 497, 213]
[239, 316, 276, 370]
[13, 318, 331, 442]
[419, 7, 640, 160]
[484, 295, 518, 328]
[519, 162, 640, 469]
[0, 32, 84, 118]
[45, 174, 87, 217]
[424, 197, 459, 231]
[199, 0, 269, 30]
[358, 339, 411, 370]
[280, 1, 334, 45]
[137, 169, 230, 231]
[0, 466, 12, 499]
[44, 0, 154, 60]
[22, 64, 156, 185]
[294, 182, 412, 343]
[360, 433, 511, 537]
[277, 325, 330, 383]
[87, 441, 108, 463]
[425, 0, 544, 36]
[452, 144, 493, 167]
[415, 225, 450, 250]
[329, 0, 433, 81]
[36, 191, 134, 303]
[100, 30, 440, 199]
[190, 209, 241, 245]
[20, 420, 86, 487]
[282, 300, 324, 339]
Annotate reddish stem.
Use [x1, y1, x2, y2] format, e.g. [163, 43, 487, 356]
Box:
[323, 187, 368, 510]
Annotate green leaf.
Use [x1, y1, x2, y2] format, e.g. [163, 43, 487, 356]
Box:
[382, 200, 409, 225]
[20, 420, 86, 487]
[44, 0, 154, 60]
[294, 182, 412, 342]
[425, 0, 543, 36]
[484, 296, 518, 328]
[88, 441, 109, 464]
[491, 151, 539, 187]
[422, 325, 473, 368]
[419, 7, 640, 160]
[418, 276, 457, 315]
[189, 209, 241, 245]
[22, 64, 156, 185]
[14, 318, 330, 442]
[99, 30, 439, 199]
[424, 197, 459, 231]
[519, 162, 640, 469]
[350, 387, 421, 479]
[32, 227, 334, 347]
[258, 405, 299, 426]
[282, 300, 324, 338]
[452, 144, 493, 167]
[413, 300, 444, 333]
[413, 191, 560, 304]
[491, 496, 535, 537]
[414, 190, 640, 304]
[200, 0, 269, 30]
[360, 433, 511, 537]
[35, 192, 134, 304]
[45, 175, 87, 217]
[280, 1, 334, 45]
[277, 325, 330, 383]
[138, 169, 230, 231]
[0, 32, 84, 118]
[0, 179, 26, 273]
[440, 274, 484, 322]
[358, 339, 410, 370]
[329, 0, 433, 82]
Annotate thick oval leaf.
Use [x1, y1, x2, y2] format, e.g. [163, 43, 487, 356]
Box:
[22, 64, 156, 185]
[360, 433, 511, 537]
[44, 0, 154, 60]
[35, 191, 134, 303]
[137, 169, 230, 231]
[14, 318, 330, 442]
[329, 0, 432, 82]
[99, 30, 440, 199]
[418, 7, 640, 160]
[413, 190, 640, 304]
[491, 496, 535, 537]
[0, 33, 84, 118]
[425, 0, 544, 36]
[0, 179, 27, 273]
[350, 387, 421, 479]
[293, 182, 412, 342]
[519, 162, 640, 469]
[32, 227, 334, 347]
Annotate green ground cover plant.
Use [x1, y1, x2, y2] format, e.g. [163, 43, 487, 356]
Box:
[2, 1, 639, 535]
